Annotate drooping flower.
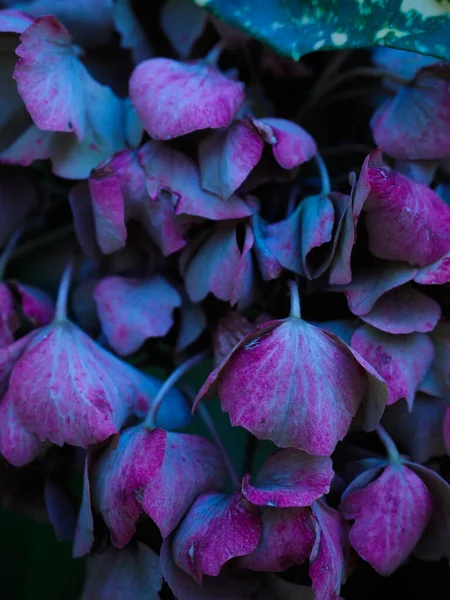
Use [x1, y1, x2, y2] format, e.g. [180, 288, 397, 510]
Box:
[75, 425, 227, 552]
[129, 57, 245, 140]
[195, 282, 387, 456]
[371, 64, 450, 160]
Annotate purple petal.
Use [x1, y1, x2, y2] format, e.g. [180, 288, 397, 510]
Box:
[309, 501, 347, 600]
[342, 464, 432, 575]
[251, 118, 316, 169]
[129, 58, 245, 140]
[176, 294, 207, 352]
[142, 187, 190, 256]
[360, 284, 441, 334]
[371, 64, 450, 160]
[82, 543, 162, 600]
[68, 183, 101, 260]
[382, 395, 447, 463]
[0, 389, 44, 467]
[0, 332, 35, 396]
[172, 492, 261, 582]
[92, 426, 227, 546]
[198, 120, 264, 199]
[138, 140, 252, 220]
[372, 47, 438, 87]
[250, 213, 283, 281]
[314, 319, 359, 346]
[73, 449, 96, 558]
[160, 0, 207, 58]
[351, 325, 434, 408]
[44, 478, 77, 542]
[113, 0, 153, 64]
[160, 536, 261, 600]
[0, 124, 53, 168]
[213, 311, 255, 367]
[94, 275, 181, 356]
[365, 165, 450, 266]
[242, 448, 333, 508]
[414, 251, 450, 285]
[12, 282, 54, 327]
[195, 317, 383, 456]
[9, 322, 136, 447]
[240, 506, 315, 571]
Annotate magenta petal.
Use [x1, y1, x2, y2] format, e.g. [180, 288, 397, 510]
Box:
[360, 284, 441, 334]
[365, 165, 450, 266]
[9, 322, 135, 447]
[309, 501, 347, 600]
[414, 251, 450, 285]
[12, 282, 54, 327]
[371, 65, 450, 160]
[68, 183, 101, 260]
[195, 317, 383, 456]
[172, 492, 261, 583]
[129, 58, 245, 140]
[0, 389, 44, 467]
[82, 543, 162, 600]
[407, 462, 450, 561]
[0, 9, 34, 33]
[0, 283, 18, 348]
[341, 464, 433, 575]
[213, 311, 255, 367]
[251, 118, 316, 169]
[199, 120, 264, 199]
[351, 325, 434, 408]
[242, 448, 333, 508]
[160, 537, 261, 600]
[240, 506, 315, 572]
[382, 395, 447, 463]
[94, 275, 181, 356]
[138, 140, 252, 220]
[92, 426, 227, 545]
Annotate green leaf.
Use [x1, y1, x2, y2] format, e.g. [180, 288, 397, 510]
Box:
[194, 0, 450, 61]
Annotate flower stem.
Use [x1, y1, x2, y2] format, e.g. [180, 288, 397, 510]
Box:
[0, 227, 26, 280]
[288, 279, 301, 319]
[314, 152, 331, 196]
[183, 385, 240, 490]
[145, 351, 209, 429]
[55, 260, 75, 323]
[376, 425, 401, 465]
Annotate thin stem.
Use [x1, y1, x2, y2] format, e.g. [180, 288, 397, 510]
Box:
[376, 425, 401, 465]
[145, 351, 209, 429]
[314, 152, 331, 196]
[205, 42, 223, 66]
[55, 260, 75, 323]
[288, 279, 301, 319]
[0, 227, 25, 280]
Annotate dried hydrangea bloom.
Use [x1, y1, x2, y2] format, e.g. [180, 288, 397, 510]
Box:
[82, 543, 162, 600]
[371, 64, 450, 160]
[361, 149, 450, 266]
[129, 57, 245, 140]
[94, 275, 182, 356]
[180, 222, 256, 309]
[84, 425, 227, 548]
[341, 461, 433, 575]
[351, 324, 434, 409]
[195, 282, 387, 456]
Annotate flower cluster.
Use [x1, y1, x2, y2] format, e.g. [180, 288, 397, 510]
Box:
[0, 2, 449, 599]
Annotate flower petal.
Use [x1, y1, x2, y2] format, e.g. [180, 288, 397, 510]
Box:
[129, 58, 245, 140]
[419, 319, 450, 397]
[12, 281, 54, 327]
[351, 325, 434, 408]
[242, 448, 333, 508]
[160, 0, 207, 58]
[172, 492, 261, 583]
[94, 275, 181, 356]
[341, 464, 432, 575]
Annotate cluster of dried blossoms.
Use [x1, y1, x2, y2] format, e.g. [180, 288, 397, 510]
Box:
[0, 1, 449, 599]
